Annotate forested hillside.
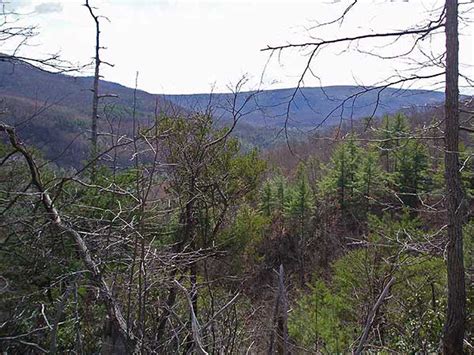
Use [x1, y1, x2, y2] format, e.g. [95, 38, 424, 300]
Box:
[0, 60, 446, 166]
[0, 1, 473, 354]
[164, 86, 445, 127]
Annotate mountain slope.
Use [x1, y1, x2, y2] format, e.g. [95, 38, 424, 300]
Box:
[0, 60, 179, 118]
[0, 61, 182, 167]
[163, 86, 445, 128]
[0, 60, 447, 167]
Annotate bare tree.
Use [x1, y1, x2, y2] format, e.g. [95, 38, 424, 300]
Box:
[84, 0, 114, 181]
[84, 0, 101, 182]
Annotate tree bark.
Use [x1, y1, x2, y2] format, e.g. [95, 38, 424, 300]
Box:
[443, 0, 466, 353]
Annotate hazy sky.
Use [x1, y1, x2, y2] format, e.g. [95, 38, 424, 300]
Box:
[6, 0, 474, 94]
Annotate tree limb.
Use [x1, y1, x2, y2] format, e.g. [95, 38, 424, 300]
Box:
[354, 277, 395, 354]
[0, 122, 139, 353]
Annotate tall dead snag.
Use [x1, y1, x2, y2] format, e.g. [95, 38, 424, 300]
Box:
[0, 123, 138, 353]
[85, 0, 101, 181]
[443, 0, 466, 353]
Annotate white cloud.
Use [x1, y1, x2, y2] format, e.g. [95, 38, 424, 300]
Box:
[34, 2, 62, 14]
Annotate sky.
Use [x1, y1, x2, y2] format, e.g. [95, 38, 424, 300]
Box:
[4, 0, 474, 94]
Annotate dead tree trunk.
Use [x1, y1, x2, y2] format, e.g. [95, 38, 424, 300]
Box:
[443, 0, 466, 353]
[85, 0, 101, 181]
[268, 265, 289, 355]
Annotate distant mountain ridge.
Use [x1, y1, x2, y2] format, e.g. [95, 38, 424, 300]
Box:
[163, 86, 445, 128]
[0, 60, 447, 166]
[0, 60, 446, 128]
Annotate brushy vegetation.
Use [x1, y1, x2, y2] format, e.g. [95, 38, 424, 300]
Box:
[0, 107, 472, 353]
